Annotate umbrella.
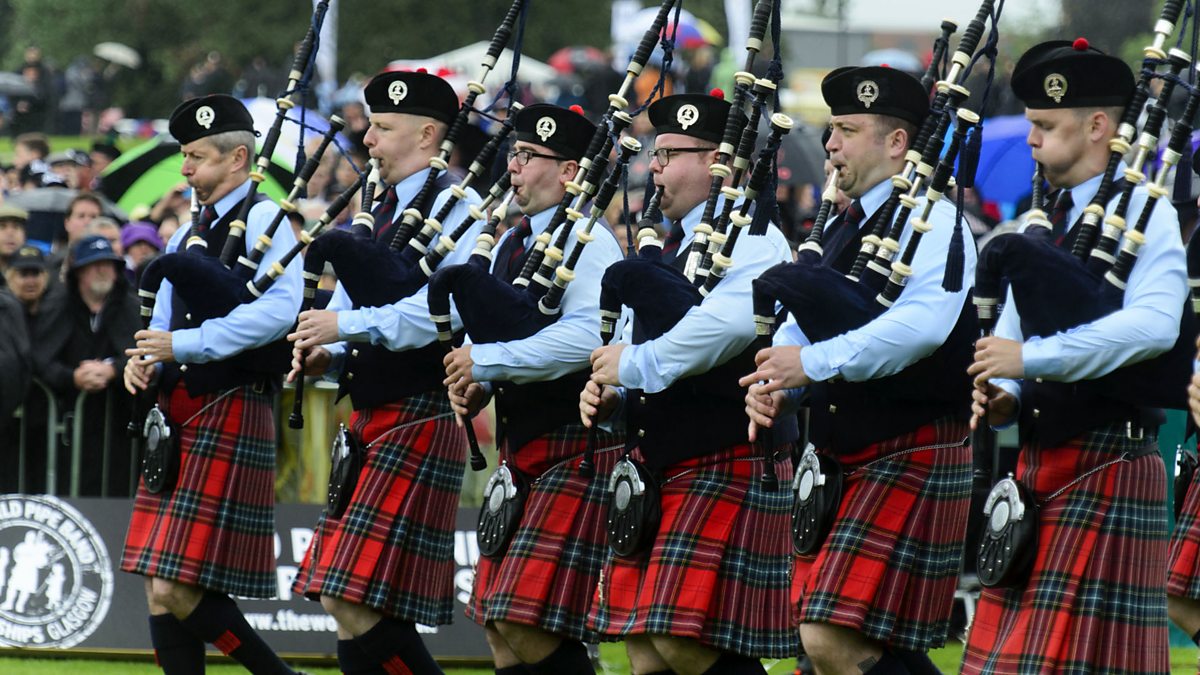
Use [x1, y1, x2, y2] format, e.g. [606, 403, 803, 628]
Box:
[97, 135, 291, 215]
[8, 188, 127, 246]
[971, 114, 1035, 212]
[238, 97, 346, 171]
[0, 72, 35, 98]
[548, 46, 608, 75]
[93, 42, 141, 69]
[626, 7, 723, 49]
[774, 125, 826, 186]
[393, 41, 559, 88]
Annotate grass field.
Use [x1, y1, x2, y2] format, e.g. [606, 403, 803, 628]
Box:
[0, 643, 1197, 674]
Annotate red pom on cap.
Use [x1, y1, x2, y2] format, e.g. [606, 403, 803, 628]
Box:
[569, 104, 584, 115]
[416, 67, 428, 74]
[1073, 37, 1089, 51]
[880, 63, 890, 68]
[709, 87, 725, 100]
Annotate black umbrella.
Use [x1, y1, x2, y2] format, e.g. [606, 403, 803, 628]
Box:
[8, 188, 127, 246]
[773, 124, 826, 186]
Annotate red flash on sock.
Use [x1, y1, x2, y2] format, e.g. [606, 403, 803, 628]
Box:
[213, 630, 242, 655]
[382, 655, 414, 675]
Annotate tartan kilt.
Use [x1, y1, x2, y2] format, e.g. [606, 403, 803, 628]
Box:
[122, 383, 277, 598]
[589, 443, 796, 658]
[467, 424, 623, 642]
[1168, 467, 1200, 599]
[292, 392, 466, 626]
[792, 417, 971, 651]
[961, 425, 1170, 675]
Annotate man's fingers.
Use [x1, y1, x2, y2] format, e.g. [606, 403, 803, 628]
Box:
[737, 370, 765, 388]
[757, 378, 783, 395]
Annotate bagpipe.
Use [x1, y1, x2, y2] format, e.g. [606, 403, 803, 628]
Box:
[425, 0, 687, 461]
[513, 0, 684, 291]
[130, 1, 338, 486]
[974, 43, 1200, 416]
[972, 1, 1199, 588]
[593, 0, 792, 507]
[749, 0, 1000, 433]
[288, 0, 531, 471]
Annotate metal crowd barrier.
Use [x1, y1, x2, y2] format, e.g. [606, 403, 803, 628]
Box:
[7, 375, 496, 505]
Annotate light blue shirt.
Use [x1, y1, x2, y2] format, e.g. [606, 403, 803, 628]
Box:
[773, 177, 978, 382]
[617, 199, 793, 393]
[153, 180, 302, 362]
[469, 204, 624, 383]
[992, 167, 1186, 403]
[324, 167, 483, 374]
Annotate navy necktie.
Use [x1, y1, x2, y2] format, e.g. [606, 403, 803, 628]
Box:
[496, 216, 532, 283]
[193, 205, 218, 237]
[660, 219, 686, 265]
[820, 198, 865, 264]
[1048, 189, 1073, 243]
[372, 187, 401, 243]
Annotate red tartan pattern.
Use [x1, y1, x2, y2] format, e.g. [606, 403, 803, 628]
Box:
[467, 424, 622, 642]
[792, 418, 971, 651]
[1169, 467, 1200, 599]
[589, 443, 796, 658]
[961, 425, 1170, 674]
[292, 392, 467, 626]
[122, 384, 278, 598]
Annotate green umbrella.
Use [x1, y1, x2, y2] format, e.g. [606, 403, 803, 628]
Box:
[99, 135, 291, 215]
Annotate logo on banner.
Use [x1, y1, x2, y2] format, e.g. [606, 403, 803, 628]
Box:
[0, 495, 113, 648]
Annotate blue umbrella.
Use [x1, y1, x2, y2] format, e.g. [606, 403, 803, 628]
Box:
[973, 114, 1034, 219]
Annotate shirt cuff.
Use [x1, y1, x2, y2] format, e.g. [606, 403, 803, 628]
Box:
[336, 309, 370, 341]
[799, 343, 833, 383]
[1019, 337, 1060, 380]
[171, 328, 203, 363]
[471, 344, 507, 382]
[324, 341, 347, 380]
[618, 345, 645, 390]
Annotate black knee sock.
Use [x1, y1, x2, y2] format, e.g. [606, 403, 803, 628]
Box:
[354, 617, 442, 675]
[862, 650, 910, 675]
[495, 666, 534, 675]
[180, 592, 296, 675]
[149, 613, 205, 675]
[525, 639, 593, 674]
[339, 638, 387, 674]
[699, 653, 766, 675]
[893, 649, 941, 675]
[1193, 628, 1200, 646]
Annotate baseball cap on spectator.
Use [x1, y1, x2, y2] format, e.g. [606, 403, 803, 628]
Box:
[120, 222, 163, 252]
[0, 204, 29, 224]
[48, 149, 91, 167]
[10, 245, 46, 271]
[71, 235, 122, 270]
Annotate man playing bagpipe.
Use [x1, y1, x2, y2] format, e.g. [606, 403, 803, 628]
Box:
[580, 91, 795, 675]
[442, 103, 625, 674]
[961, 40, 1184, 672]
[742, 65, 979, 674]
[122, 94, 304, 674]
[286, 70, 482, 674]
